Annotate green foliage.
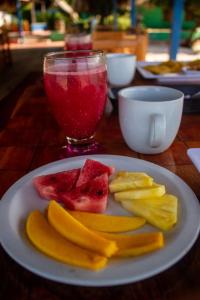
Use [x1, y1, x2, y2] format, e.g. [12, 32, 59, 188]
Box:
[19, 1, 72, 29]
[137, 6, 170, 29]
[35, 12, 47, 22]
[104, 12, 131, 30]
[47, 10, 71, 30]
[191, 28, 200, 42]
[149, 0, 200, 23]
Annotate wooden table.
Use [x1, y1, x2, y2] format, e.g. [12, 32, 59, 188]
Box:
[0, 72, 200, 300]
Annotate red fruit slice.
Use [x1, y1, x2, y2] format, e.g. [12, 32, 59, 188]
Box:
[33, 169, 80, 201]
[61, 173, 109, 213]
[76, 159, 115, 187]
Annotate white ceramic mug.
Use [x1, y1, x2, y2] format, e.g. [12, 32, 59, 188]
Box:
[106, 53, 136, 87]
[118, 86, 184, 154]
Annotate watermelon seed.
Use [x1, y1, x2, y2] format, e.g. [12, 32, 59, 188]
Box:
[49, 176, 57, 182]
[96, 190, 103, 196]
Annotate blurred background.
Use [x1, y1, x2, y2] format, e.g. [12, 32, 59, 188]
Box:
[1, 0, 200, 100]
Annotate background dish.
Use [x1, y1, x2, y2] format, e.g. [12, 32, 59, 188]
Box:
[0, 155, 199, 287]
[137, 61, 200, 81]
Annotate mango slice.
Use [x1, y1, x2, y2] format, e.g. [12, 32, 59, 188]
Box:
[114, 183, 165, 201]
[68, 210, 146, 233]
[47, 201, 118, 257]
[26, 211, 107, 271]
[98, 231, 164, 257]
[109, 172, 153, 193]
[121, 194, 178, 231]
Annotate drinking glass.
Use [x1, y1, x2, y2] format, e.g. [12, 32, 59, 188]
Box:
[43, 50, 107, 157]
[64, 33, 93, 50]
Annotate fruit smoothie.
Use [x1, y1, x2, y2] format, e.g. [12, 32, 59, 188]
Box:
[65, 41, 93, 51]
[64, 34, 93, 51]
[44, 64, 107, 140]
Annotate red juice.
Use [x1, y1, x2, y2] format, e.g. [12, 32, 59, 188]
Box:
[64, 41, 93, 51]
[64, 34, 93, 51]
[44, 65, 107, 140]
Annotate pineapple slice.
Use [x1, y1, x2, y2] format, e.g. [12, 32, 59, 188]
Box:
[109, 172, 153, 193]
[114, 183, 165, 201]
[121, 194, 178, 231]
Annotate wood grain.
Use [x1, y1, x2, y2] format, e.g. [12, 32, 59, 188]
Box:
[0, 72, 199, 300]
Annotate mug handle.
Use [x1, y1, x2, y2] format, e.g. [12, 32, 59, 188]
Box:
[150, 114, 166, 148]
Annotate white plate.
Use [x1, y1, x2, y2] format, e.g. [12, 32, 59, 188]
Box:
[0, 154, 200, 287]
[137, 61, 200, 82]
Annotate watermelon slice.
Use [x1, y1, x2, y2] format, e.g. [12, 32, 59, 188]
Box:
[61, 173, 109, 213]
[76, 159, 115, 187]
[33, 159, 112, 213]
[33, 169, 80, 201]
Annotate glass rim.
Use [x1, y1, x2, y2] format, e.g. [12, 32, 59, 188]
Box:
[44, 50, 105, 60]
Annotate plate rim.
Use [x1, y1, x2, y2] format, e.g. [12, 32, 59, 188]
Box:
[0, 154, 200, 287]
[136, 61, 200, 80]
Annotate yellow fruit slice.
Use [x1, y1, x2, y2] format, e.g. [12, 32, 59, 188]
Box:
[97, 231, 164, 257]
[47, 201, 118, 257]
[121, 194, 178, 231]
[68, 210, 146, 233]
[109, 172, 153, 193]
[114, 183, 165, 201]
[26, 211, 107, 271]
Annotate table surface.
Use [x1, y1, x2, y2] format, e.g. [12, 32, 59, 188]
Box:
[0, 72, 200, 300]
